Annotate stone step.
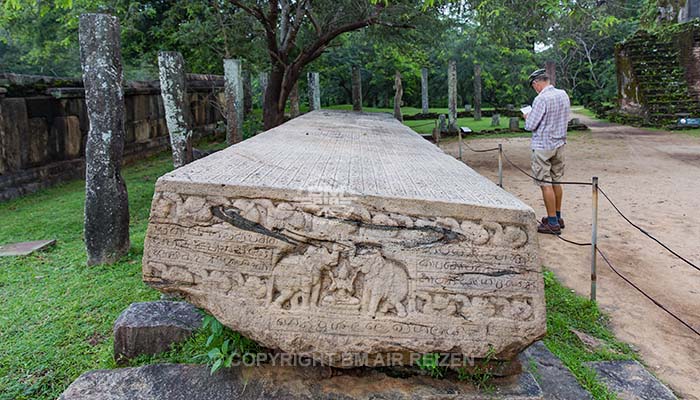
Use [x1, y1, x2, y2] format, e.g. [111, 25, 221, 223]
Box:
[59, 363, 545, 400]
[584, 360, 678, 400]
[517, 341, 592, 400]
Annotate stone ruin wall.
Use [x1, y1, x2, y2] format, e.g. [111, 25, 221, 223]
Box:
[0, 73, 227, 202]
[615, 22, 700, 124]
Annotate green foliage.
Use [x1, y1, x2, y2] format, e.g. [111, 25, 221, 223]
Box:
[3, 0, 645, 108]
[542, 269, 637, 400]
[415, 353, 446, 378]
[0, 136, 233, 400]
[200, 314, 260, 374]
[456, 345, 496, 391]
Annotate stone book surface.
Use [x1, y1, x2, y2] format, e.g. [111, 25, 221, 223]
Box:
[142, 110, 545, 366]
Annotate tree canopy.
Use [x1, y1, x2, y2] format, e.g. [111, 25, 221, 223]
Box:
[0, 0, 664, 120]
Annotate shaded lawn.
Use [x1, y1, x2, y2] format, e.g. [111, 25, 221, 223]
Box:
[325, 104, 496, 117]
[0, 138, 227, 400]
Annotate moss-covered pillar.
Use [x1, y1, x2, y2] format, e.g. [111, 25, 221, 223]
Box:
[223, 58, 244, 144]
[243, 69, 252, 117]
[158, 51, 193, 166]
[289, 82, 300, 118]
[307, 72, 321, 111]
[352, 65, 362, 112]
[394, 70, 403, 122]
[421, 67, 429, 114]
[448, 60, 458, 132]
[259, 72, 269, 109]
[79, 13, 130, 266]
[474, 64, 482, 121]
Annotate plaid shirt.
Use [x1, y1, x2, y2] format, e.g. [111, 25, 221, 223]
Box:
[525, 85, 570, 150]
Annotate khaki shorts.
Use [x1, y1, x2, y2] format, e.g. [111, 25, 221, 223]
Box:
[531, 145, 565, 186]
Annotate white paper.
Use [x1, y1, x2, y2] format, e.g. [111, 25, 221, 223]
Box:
[520, 105, 533, 115]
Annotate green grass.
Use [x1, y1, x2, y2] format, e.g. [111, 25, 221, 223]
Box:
[404, 117, 524, 134]
[325, 104, 497, 116]
[0, 137, 229, 400]
[0, 131, 634, 400]
[322, 104, 519, 134]
[571, 106, 598, 119]
[541, 269, 637, 399]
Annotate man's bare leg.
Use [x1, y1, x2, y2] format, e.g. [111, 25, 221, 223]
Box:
[540, 185, 557, 217]
[553, 184, 563, 214]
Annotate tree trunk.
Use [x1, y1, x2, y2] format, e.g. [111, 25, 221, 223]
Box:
[263, 66, 287, 130]
[545, 60, 556, 87]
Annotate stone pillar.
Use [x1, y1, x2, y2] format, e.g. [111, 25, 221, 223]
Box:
[0, 89, 6, 174]
[448, 60, 458, 132]
[438, 114, 447, 132]
[421, 67, 429, 114]
[79, 13, 130, 266]
[158, 51, 193, 166]
[243, 69, 252, 117]
[473, 64, 482, 121]
[223, 58, 244, 145]
[509, 117, 520, 131]
[307, 72, 321, 111]
[393, 71, 403, 122]
[259, 72, 268, 109]
[545, 61, 556, 87]
[351, 65, 362, 112]
[289, 82, 300, 118]
[491, 114, 500, 127]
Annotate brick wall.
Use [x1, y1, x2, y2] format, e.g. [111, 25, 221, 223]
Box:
[0, 73, 227, 202]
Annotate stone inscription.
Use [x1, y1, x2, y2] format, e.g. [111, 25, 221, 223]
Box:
[144, 193, 543, 344]
[141, 111, 546, 365]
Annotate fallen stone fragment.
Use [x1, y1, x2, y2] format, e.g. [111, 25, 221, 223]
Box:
[570, 329, 607, 353]
[59, 363, 544, 400]
[113, 301, 202, 365]
[142, 110, 546, 367]
[0, 239, 56, 257]
[518, 341, 592, 400]
[585, 360, 677, 400]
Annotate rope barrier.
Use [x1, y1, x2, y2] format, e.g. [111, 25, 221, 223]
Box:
[533, 217, 592, 246]
[598, 186, 700, 274]
[501, 150, 593, 186]
[597, 247, 700, 337]
[463, 142, 500, 153]
[464, 141, 700, 337]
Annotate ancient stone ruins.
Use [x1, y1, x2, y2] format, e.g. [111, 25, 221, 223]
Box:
[142, 110, 546, 366]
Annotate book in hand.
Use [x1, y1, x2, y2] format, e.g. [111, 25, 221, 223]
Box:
[520, 105, 533, 115]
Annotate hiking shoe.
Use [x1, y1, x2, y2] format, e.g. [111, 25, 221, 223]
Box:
[538, 220, 561, 235]
[541, 216, 565, 229]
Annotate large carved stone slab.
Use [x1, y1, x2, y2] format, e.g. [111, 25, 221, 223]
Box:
[142, 110, 545, 366]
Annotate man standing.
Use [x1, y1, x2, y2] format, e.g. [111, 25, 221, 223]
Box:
[523, 69, 570, 235]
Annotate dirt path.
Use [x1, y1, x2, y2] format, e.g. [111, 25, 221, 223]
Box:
[440, 114, 700, 399]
